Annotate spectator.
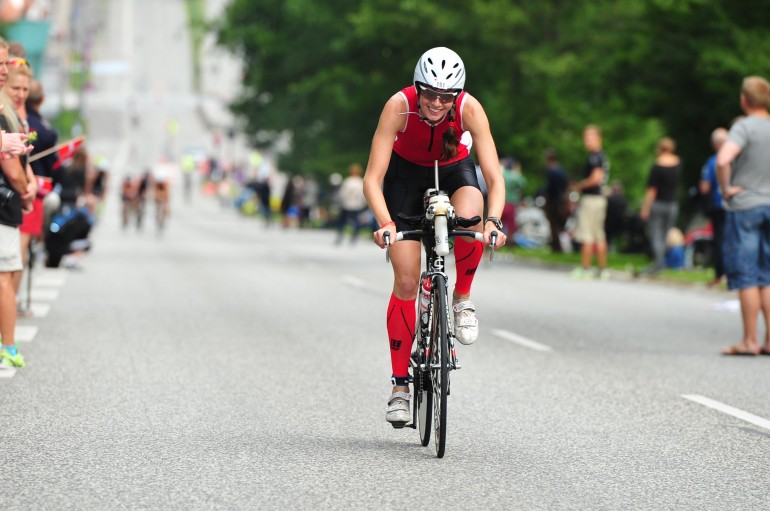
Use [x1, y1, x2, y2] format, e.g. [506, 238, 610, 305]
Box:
[699, 127, 728, 287]
[299, 175, 319, 228]
[500, 156, 526, 244]
[605, 180, 628, 252]
[638, 137, 682, 275]
[0, 37, 35, 370]
[335, 163, 367, 245]
[26, 79, 58, 178]
[54, 147, 87, 210]
[542, 148, 569, 253]
[280, 175, 303, 228]
[570, 124, 610, 280]
[717, 76, 770, 356]
[3, 56, 38, 315]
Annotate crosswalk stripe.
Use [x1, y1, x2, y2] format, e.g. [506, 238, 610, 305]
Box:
[15, 325, 39, 343]
[1, 269, 67, 379]
[30, 289, 60, 301]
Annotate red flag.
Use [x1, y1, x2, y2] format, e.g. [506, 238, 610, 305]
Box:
[52, 137, 85, 170]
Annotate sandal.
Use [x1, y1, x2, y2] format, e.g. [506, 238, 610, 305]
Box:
[722, 345, 758, 356]
[385, 391, 411, 428]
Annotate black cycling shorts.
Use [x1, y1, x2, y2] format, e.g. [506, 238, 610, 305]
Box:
[383, 152, 480, 231]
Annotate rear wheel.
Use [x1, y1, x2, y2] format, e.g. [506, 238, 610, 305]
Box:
[431, 277, 449, 458]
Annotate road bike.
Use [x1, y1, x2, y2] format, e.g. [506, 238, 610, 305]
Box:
[385, 161, 496, 458]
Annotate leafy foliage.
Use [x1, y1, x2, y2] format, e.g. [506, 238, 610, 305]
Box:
[216, 0, 770, 212]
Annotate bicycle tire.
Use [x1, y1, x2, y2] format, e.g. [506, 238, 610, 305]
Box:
[431, 276, 449, 458]
[415, 349, 432, 447]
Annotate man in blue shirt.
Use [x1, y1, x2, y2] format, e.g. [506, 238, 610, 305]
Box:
[698, 127, 727, 287]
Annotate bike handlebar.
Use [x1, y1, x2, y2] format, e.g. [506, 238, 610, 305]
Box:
[384, 228, 499, 262]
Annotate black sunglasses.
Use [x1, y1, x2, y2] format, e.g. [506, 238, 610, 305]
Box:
[418, 84, 458, 104]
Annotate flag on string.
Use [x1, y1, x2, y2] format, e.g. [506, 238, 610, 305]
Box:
[52, 137, 85, 170]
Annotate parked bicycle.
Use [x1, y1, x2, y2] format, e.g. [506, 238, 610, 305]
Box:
[385, 161, 497, 458]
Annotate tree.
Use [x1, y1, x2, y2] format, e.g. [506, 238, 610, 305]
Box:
[216, 0, 770, 217]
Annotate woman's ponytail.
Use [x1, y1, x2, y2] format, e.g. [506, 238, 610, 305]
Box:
[440, 106, 459, 161]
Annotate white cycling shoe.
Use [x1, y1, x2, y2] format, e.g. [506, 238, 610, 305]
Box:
[385, 391, 411, 428]
[453, 300, 479, 345]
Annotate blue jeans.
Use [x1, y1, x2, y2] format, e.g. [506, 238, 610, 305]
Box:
[336, 208, 364, 243]
[723, 205, 770, 290]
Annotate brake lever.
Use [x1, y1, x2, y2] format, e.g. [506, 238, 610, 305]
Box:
[384, 231, 391, 263]
[489, 231, 497, 262]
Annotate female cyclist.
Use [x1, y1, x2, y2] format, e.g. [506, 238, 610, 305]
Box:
[363, 47, 507, 427]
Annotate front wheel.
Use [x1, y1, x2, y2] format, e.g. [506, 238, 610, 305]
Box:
[431, 276, 449, 458]
[414, 351, 432, 447]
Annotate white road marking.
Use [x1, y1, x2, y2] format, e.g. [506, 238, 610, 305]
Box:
[343, 275, 368, 289]
[492, 329, 554, 352]
[30, 289, 60, 302]
[32, 274, 68, 288]
[0, 367, 16, 378]
[27, 303, 52, 318]
[15, 326, 39, 343]
[682, 394, 770, 432]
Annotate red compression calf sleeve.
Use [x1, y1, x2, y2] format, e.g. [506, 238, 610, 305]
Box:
[453, 236, 483, 295]
[387, 294, 416, 378]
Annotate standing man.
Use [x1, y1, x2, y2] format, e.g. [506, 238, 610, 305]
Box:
[699, 127, 728, 287]
[571, 124, 610, 280]
[718, 76, 770, 356]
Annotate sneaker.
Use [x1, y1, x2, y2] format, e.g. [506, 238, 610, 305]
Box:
[0, 349, 25, 368]
[597, 269, 611, 281]
[385, 391, 411, 428]
[453, 300, 479, 345]
[569, 267, 592, 280]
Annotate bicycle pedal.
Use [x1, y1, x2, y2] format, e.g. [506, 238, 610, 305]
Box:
[454, 359, 462, 370]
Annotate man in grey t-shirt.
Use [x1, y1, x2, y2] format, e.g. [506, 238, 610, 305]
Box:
[717, 75, 770, 356]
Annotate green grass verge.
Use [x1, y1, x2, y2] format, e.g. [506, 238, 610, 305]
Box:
[501, 246, 717, 285]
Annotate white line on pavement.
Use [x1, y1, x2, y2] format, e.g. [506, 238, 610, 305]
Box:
[0, 367, 16, 378]
[32, 274, 67, 288]
[27, 303, 51, 318]
[30, 289, 60, 302]
[491, 329, 554, 352]
[15, 325, 39, 343]
[343, 275, 368, 289]
[682, 394, 770, 432]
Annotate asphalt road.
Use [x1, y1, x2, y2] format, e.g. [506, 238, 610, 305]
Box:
[2, 0, 769, 509]
[0, 186, 768, 510]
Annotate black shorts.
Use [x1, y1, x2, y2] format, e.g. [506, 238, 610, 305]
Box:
[383, 152, 480, 231]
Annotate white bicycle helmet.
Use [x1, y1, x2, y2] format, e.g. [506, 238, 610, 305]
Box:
[413, 47, 466, 92]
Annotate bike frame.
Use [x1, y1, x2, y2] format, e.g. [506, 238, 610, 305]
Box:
[385, 161, 493, 457]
